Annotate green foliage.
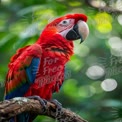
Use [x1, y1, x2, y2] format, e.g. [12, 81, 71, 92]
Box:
[0, 0, 122, 122]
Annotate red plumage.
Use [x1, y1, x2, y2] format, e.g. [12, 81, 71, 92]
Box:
[24, 34, 74, 100]
[5, 13, 88, 101]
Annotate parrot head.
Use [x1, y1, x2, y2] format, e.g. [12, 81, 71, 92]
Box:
[39, 13, 89, 44]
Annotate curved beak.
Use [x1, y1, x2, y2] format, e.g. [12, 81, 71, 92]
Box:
[66, 20, 89, 43]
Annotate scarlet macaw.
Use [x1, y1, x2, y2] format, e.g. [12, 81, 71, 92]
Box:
[4, 13, 89, 122]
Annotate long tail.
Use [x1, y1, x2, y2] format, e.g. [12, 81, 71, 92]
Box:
[10, 113, 30, 122]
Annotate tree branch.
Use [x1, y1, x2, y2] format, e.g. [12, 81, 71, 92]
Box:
[85, 0, 122, 14]
[0, 97, 88, 122]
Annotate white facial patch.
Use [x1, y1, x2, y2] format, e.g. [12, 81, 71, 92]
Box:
[59, 26, 73, 38]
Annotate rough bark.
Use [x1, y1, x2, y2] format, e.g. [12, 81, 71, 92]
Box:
[0, 97, 88, 122]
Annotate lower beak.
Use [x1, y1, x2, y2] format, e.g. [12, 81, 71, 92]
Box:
[66, 20, 89, 43]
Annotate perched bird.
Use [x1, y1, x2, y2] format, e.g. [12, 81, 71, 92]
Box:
[4, 13, 89, 122]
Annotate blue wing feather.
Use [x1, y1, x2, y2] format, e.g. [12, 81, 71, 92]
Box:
[7, 57, 41, 122]
[25, 57, 40, 84]
[5, 58, 40, 99]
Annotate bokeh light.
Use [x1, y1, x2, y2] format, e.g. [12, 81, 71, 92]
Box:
[116, 0, 122, 11]
[118, 15, 122, 25]
[1, 0, 11, 4]
[86, 65, 105, 80]
[101, 78, 117, 92]
[108, 37, 122, 56]
[94, 12, 112, 33]
[91, 0, 106, 8]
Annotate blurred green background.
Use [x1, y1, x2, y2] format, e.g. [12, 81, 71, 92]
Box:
[0, 0, 122, 122]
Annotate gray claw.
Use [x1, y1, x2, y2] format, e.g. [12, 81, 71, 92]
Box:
[28, 96, 47, 113]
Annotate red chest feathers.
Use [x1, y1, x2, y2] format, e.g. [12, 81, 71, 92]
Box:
[24, 51, 67, 100]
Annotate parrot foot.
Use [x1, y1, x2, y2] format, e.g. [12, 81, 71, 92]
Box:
[51, 99, 62, 109]
[50, 99, 63, 117]
[28, 95, 47, 113]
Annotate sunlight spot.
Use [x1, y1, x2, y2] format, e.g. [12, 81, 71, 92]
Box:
[86, 65, 105, 80]
[108, 37, 122, 48]
[116, 0, 122, 11]
[108, 37, 122, 56]
[118, 15, 122, 25]
[91, 0, 106, 7]
[1, 0, 11, 4]
[94, 12, 112, 33]
[101, 79, 117, 92]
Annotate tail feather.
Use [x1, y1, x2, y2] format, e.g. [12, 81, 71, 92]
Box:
[10, 118, 15, 122]
[10, 113, 30, 122]
[17, 113, 30, 122]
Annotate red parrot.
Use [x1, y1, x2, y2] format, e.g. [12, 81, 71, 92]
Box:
[4, 13, 89, 122]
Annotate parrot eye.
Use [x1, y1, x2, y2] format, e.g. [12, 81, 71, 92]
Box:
[59, 19, 70, 26]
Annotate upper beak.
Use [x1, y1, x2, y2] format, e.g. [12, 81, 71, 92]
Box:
[66, 20, 89, 43]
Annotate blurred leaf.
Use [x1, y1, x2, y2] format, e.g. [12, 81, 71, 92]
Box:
[67, 55, 84, 71]
[63, 79, 79, 98]
[94, 12, 112, 33]
[68, 1, 82, 7]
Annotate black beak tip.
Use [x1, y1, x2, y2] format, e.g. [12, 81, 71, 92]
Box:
[80, 40, 82, 44]
[80, 36, 84, 44]
[66, 24, 84, 43]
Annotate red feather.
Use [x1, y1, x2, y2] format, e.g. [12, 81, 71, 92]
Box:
[5, 13, 87, 100]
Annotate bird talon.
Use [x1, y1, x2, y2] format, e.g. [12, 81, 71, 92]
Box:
[27, 95, 47, 113]
[51, 99, 62, 107]
[50, 99, 62, 116]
